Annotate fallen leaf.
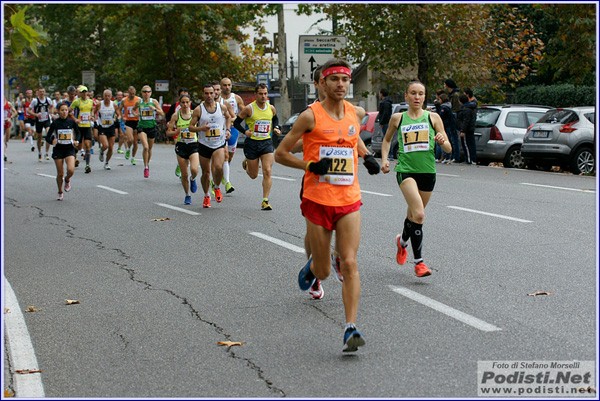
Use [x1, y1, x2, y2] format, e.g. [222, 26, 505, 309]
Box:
[65, 299, 80, 305]
[25, 306, 39, 313]
[4, 388, 15, 397]
[15, 369, 42, 374]
[151, 217, 170, 222]
[217, 341, 244, 347]
[527, 290, 552, 296]
[4, 308, 10, 314]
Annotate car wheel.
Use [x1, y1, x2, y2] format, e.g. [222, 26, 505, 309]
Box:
[503, 146, 525, 169]
[570, 147, 595, 174]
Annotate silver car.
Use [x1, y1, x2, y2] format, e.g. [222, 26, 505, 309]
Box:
[474, 105, 550, 168]
[522, 107, 596, 174]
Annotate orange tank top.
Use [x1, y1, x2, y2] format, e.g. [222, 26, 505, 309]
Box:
[302, 100, 361, 207]
[122, 96, 140, 121]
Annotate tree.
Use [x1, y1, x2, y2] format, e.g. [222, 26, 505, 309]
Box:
[528, 4, 596, 86]
[297, 4, 547, 100]
[487, 4, 544, 89]
[6, 4, 273, 99]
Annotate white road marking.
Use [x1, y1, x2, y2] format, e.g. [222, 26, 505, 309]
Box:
[521, 182, 596, 194]
[249, 232, 305, 253]
[389, 285, 502, 332]
[3, 277, 46, 397]
[36, 173, 55, 179]
[361, 190, 393, 197]
[155, 203, 201, 216]
[447, 206, 532, 223]
[96, 185, 128, 195]
[257, 174, 295, 181]
[437, 173, 460, 177]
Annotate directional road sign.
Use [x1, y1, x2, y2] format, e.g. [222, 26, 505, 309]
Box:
[298, 35, 347, 84]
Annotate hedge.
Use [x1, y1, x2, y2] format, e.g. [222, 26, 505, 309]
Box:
[512, 84, 595, 107]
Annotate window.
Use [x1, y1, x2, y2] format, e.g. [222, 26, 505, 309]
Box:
[505, 112, 526, 128]
[526, 112, 546, 126]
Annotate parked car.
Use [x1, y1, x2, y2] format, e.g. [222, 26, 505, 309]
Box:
[274, 113, 299, 147]
[359, 111, 378, 146]
[522, 106, 596, 174]
[370, 103, 407, 157]
[474, 105, 550, 168]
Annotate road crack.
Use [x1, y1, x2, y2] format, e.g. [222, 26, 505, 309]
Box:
[5, 200, 284, 396]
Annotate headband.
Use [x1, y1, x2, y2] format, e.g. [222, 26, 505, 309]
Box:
[321, 66, 352, 79]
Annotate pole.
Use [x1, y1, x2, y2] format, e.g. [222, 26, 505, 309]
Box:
[276, 4, 291, 120]
[290, 55, 294, 110]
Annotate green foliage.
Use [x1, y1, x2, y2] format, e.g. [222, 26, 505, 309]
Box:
[5, 5, 48, 57]
[5, 4, 272, 99]
[529, 4, 596, 86]
[299, 3, 550, 98]
[513, 84, 595, 107]
[297, 3, 594, 99]
[472, 85, 507, 105]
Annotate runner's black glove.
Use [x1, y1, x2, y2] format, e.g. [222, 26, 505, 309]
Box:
[307, 158, 332, 175]
[363, 154, 380, 175]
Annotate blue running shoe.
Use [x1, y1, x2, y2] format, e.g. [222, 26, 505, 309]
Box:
[190, 178, 197, 193]
[343, 326, 366, 353]
[184, 195, 192, 205]
[298, 257, 315, 291]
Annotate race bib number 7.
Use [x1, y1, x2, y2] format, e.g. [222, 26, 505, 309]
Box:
[401, 122, 430, 152]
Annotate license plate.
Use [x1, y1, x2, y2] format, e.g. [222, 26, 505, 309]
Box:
[533, 130, 550, 138]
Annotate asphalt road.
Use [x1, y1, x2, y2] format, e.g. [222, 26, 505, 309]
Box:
[2, 139, 597, 398]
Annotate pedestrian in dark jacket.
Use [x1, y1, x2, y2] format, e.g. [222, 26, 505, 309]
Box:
[378, 89, 396, 159]
[444, 79, 461, 113]
[435, 92, 459, 163]
[456, 94, 477, 164]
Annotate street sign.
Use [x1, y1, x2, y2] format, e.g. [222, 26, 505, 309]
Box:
[298, 35, 347, 84]
[81, 70, 95, 90]
[256, 73, 270, 89]
[155, 80, 169, 92]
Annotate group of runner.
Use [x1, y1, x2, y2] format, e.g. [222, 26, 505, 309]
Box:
[6, 59, 452, 353]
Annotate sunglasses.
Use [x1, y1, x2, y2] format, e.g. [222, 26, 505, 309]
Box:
[142, 90, 151, 93]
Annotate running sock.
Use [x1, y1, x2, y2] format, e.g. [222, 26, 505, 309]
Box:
[223, 161, 230, 183]
[345, 323, 356, 330]
[408, 221, 424, 261]
[85, 152, 90, 165]
[401, 218, 411, 244]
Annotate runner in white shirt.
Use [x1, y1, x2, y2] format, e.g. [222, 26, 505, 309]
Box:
[220, 77, 245, 193]
[189, 84, 234, 208]
[93, 89, 121, 170]
[28, 87, 54, 161]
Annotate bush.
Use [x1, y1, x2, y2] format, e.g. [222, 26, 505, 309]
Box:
[513, 84, 595, 107]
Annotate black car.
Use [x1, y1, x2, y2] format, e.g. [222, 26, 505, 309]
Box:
[274, 113, 299, 147]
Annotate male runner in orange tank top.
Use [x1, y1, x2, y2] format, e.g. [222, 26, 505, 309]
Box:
[275, 58, 377, 353]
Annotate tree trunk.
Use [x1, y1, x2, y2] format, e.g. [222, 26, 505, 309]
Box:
[415, 25, 429, 107]
[277, 5, 291, 120]
[416, 26, 428, 88]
